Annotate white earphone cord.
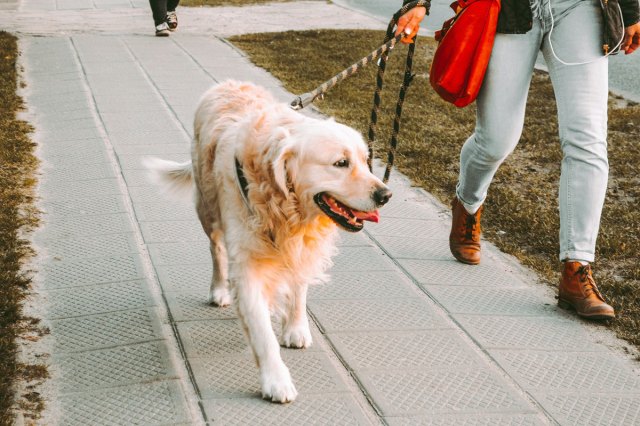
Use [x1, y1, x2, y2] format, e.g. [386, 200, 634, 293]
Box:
[547, 0, 625, 66]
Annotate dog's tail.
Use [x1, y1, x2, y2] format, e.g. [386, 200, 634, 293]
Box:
[143, 157, 194, 199]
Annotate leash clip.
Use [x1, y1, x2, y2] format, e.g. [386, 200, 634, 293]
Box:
[290, 92, 317, 110]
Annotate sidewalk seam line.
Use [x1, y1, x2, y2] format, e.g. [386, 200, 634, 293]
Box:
[117, 34, 211, 425]
[306, 309, 387, 425]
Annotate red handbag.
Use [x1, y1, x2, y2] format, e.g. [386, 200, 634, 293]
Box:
[429, 0, 501, 107]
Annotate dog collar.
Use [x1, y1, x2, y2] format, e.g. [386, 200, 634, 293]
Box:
[235, 157, 252, 212]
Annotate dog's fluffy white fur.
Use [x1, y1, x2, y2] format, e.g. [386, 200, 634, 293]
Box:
[145, 80, 390, 403]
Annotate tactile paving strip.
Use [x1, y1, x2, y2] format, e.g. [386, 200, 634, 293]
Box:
[367, 217, 450, 239]
[40, 178, 123, 200]
[371, 235, 451, 260]
[177, 320, 250, 358]
[425, 286, 557, 316]
[41, 254, 145, 289]
[140, 220, 207, 243]
[50, 308, 163, 353]
[34, 107, 93, 123]
[38, 213, 132, 239]
[386, 413, 547, 426]
[41, 232, 138, 260]
[41, 195, 127, 218]
[155, 263, 212, 293]
[39, 126, 103, 144]
[337, 230, 374, 247]
[38, 134, 103, 150]
[29, 97, 88, 111]
[45, 280, 153, 319]
[398, 259, 525, 287]
[327, 330, 482, 370]
[491, 350, 640, 392]
[117, 153, 187, 170]
[190, 350, 348, 399]
[109, 126, 188, 141]
[107, 130, 188, 146]
[358, 367, 531, 416]
[456, 316, 602, 351]
[329, 246, 396, 272]
[116, 143, 190, 156]
[533, 392, 640, 426]
[121, 169, 154, 187]
[128, 186, 168, 204]
[41, 162, 116, 181]
[378, 200, 443, 220]
[146, 241, 211, 266]
[134, 202, 197, 222]
[56, 341, 177, 393]
[101, 114, 181, 133]
[43, 145, 109, 165]
[201, 393, 371, 425]
[309, 270, 420, 300]
[309, 298, 449, 332]
[25, 35, 195, 423]
[58, 379, 190, 426]
[164, 291, 236, 321]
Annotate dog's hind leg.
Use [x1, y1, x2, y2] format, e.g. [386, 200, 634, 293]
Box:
[208, 228, 231, 307]
[235, 271, 298, 403]
[280, 283, 312, 349]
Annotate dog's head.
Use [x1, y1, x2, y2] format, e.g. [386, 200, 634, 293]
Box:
[271, 118, 392, 232]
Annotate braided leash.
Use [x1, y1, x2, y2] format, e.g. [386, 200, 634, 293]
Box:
[290, 0, 430, 183]
[290, 33, 404, 111]
[373, 0, 430, 183]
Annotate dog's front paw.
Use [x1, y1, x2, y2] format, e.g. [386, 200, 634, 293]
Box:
[260, 364, 298, 403]
[208, 287, 231, 307]
[280, 323, 313, 349]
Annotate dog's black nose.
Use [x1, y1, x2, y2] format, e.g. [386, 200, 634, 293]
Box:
[373, 187, 392, 206]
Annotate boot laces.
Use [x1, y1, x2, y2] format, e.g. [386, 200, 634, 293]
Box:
[463, 213, 478, 241]
[576, 265, 604, 301]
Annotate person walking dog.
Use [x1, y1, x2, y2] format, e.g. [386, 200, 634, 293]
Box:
[397, 0, 640, 320]
[149, 0, 179, 36]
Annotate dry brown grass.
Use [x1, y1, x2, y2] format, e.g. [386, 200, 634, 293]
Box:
[230, 29, 640, 347]
[0, 31, 47, 424]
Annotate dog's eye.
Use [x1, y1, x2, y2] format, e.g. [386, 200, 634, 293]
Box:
[333, 158, 350, 168]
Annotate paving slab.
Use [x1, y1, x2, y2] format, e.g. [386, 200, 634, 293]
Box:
[57, 380, 193, 426]
[11, 0, 640, 425]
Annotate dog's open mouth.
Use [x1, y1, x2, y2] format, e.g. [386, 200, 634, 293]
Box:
[314, 193, 379, 232]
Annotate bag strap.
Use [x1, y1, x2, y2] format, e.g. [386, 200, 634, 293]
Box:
[455, 0, 483, 9]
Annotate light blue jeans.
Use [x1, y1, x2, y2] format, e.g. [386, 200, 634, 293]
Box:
[456, 0, 609, 262]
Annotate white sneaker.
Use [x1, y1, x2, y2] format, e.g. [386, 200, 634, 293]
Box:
[167, 11, 178, 31]
[155, 22, 171, 37]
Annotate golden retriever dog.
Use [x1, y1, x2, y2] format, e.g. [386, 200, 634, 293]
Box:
[145, 80, 391, 403]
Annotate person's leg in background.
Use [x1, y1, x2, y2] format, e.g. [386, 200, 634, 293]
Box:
[149, 0, 171, 36]
[542, 0, 614, 319]
[450, 22, 543, 265]
[167, 0, 180, 31]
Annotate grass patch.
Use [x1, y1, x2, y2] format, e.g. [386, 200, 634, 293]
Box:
[230, 29, 640, 346]
[180, 0, 293, 7]
[0, 31, 47, 424]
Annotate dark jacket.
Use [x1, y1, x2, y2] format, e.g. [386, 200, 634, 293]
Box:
[497, 0, 640, 33]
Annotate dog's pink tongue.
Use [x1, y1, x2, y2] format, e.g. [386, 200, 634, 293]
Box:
[353, 210, 380, 223]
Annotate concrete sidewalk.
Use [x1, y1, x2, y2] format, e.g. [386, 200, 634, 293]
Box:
[6, 0, 640, 425]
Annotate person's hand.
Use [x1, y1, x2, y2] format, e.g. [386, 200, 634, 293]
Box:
[395, 7, 427, 44]
[622, 22, 640, 54]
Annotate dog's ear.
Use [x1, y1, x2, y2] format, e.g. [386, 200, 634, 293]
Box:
[271, 127, 294, 196]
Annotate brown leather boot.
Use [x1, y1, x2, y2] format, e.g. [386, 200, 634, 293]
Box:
[558, 262, 615, 320]
[449, 197, 482, 265]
